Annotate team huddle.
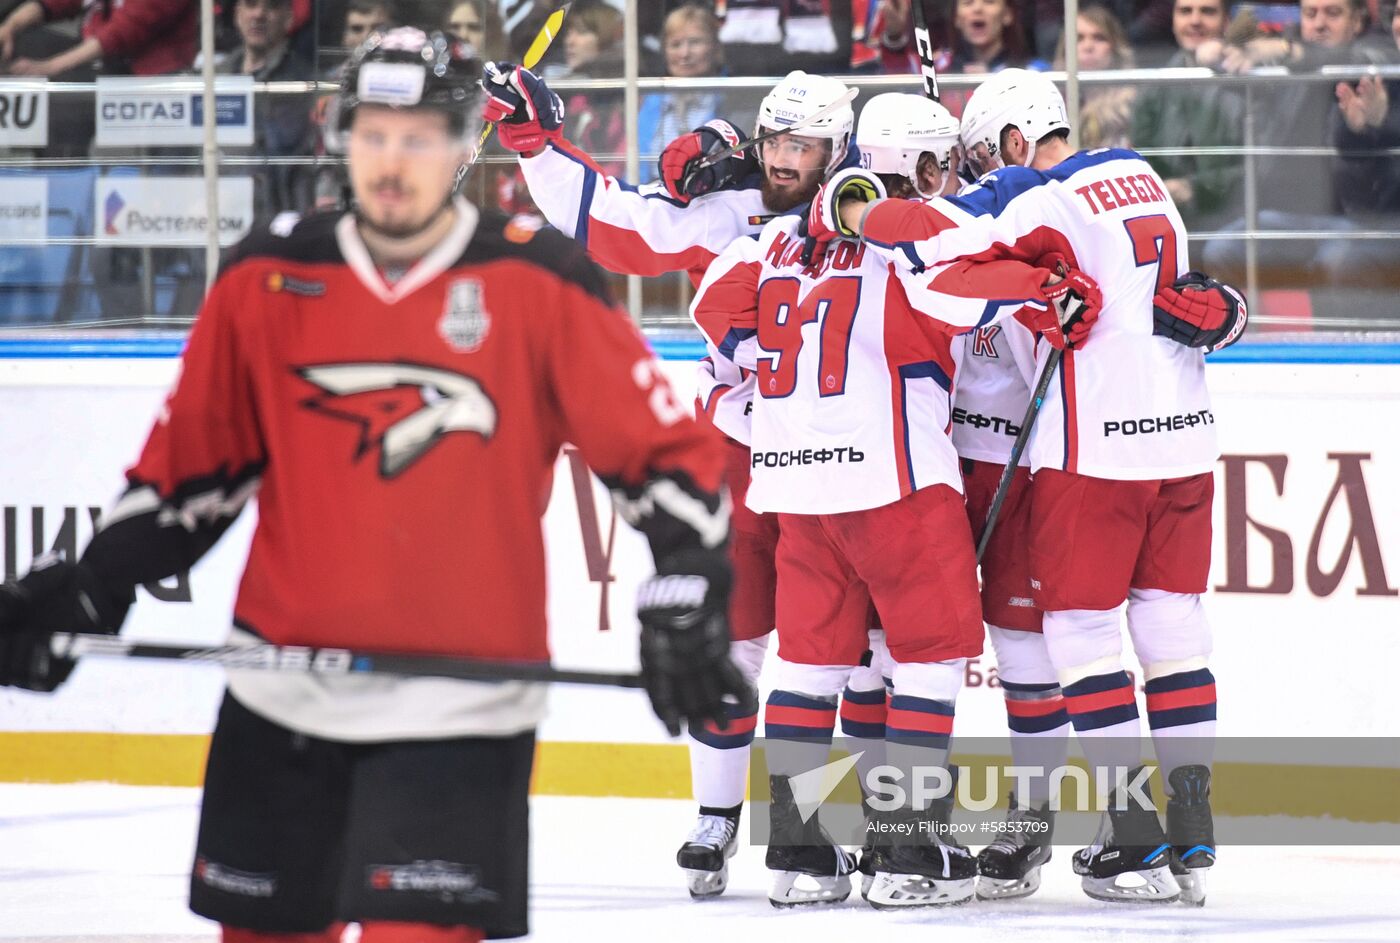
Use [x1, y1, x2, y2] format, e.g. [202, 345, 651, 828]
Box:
[483, 59, 1246, 911]
[0, 27, 1248, 942]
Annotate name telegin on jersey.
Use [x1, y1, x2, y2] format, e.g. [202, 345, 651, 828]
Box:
[296, 362, 498, 479]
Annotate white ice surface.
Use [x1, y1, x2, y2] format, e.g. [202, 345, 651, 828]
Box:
[1, 784, 1397, 942]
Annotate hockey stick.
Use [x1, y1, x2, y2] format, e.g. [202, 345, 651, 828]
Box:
[454, 2, 571, 191]
[975, 347, 1062, 563]
[49, 632, 644, 689]
[909, 0, 941, 102]
[687, 87, 860, 173]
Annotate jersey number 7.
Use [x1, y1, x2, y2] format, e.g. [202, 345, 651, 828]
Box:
[1125, 214, 1179, 293]
[755, 276, 861, 399]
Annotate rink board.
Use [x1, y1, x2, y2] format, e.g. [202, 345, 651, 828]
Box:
[1, 353, 1398, 804]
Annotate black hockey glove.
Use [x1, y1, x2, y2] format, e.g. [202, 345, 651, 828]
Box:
[0, 552, 132, 692]
[636, 548, 753, 737]
[659, 119, 757, 203]
[1153, 271, 1249, 353]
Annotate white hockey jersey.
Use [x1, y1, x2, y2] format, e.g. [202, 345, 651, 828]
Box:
[951, 321, 1039, 466]
[691, 217, 1055, 515]
[519, 138, 775, 443]
[865, 148, 1218, 480]
[520, 138, 774, 281]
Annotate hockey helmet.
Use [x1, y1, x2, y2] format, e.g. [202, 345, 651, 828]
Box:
[856, 93, 962, 198]
[959, 69, 1069, 177]
[329, 27, 482, 150]
[755, 70, 856, 176]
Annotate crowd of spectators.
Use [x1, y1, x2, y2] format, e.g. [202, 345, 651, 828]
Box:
[0, 0, 1396, 323]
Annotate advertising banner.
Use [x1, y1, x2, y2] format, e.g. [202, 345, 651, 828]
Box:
[94, 76, 254, 148]
[0, 79, 48, 147]
[94, 176, 254, 247]
[0, 176, 47, 240]
[0, 360, 1395, 745]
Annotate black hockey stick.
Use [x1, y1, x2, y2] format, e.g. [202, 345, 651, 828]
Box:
[910, 0, 941, 102]
[49, 632, 644, 689]
[975, 347, 1062, 563]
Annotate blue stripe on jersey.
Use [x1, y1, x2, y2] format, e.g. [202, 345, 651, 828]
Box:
[717, 326, 756, 364]
[898, 360, 952, 392]
[945, 148, 1141, 219]
[575, 165, 597, 245]
[897, 361, 953, 494]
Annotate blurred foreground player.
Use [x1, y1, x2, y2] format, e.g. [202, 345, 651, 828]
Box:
[0, 28, 749, 943]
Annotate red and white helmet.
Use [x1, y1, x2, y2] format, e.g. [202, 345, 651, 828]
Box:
[856, 93, 962, 198]
[960, 69, 1069, 176]
[755, 70, 855, 176]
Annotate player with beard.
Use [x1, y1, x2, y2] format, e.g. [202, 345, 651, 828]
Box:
[481, 65, 884, 900]
[0, 28, 749, 942]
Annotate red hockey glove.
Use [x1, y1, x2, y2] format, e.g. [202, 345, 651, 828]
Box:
[1153, 271, 1249, 353]
[480, 61, 564, 155]
[1017, 267, 1102, 350]
[658, 119, 754, 203]
[798, 168, 885, 266]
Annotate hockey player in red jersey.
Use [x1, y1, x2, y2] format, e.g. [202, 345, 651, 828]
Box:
[479, 61, 887, 899]
[692, 89, 1103, 909]
[838, 69, 1248, 907]
[0, 28, 751, 943]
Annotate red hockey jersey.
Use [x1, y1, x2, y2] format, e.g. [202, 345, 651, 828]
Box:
[109, 202, 722, 678]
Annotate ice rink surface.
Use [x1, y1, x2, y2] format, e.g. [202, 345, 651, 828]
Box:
[2, 784, 1398, 943]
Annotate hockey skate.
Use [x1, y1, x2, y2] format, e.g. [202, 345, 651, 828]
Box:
[976, 794, 1055, 900]
[765, 775, 857, 908]
[676, 810, 740, 899]
[1073, 767, 1181, 903]
[1166, 764, 1215, 907]
[865, 794, 977, 909]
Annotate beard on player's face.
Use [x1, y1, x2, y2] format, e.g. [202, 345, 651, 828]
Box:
[760, 163, 824, 212]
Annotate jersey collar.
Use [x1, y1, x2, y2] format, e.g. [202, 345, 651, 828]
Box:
[336, 197, 479, 305]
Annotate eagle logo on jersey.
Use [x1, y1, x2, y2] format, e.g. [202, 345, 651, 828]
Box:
[439, 278, 492, 353]
[297, 362, 497, 479]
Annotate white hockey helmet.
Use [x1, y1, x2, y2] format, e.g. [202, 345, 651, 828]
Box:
[959, 69, 1070, 176]
[755, 70, 855, 176]
[856, 93, 962, 198]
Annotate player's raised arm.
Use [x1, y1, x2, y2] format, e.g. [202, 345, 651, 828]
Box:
[482, 62, 762, 281]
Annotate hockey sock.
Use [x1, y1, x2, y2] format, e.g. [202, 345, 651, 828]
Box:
[841, 637, 889, 802]
[989, 626, 1070, 805]
[1061, 670, 1143, 798]
[358, 923, 484, 943]
[764, 689, 838, 778]
[222, 926, 346, 943]
[1000, 679, 1071, 805]
[841, 684, 887, 802]
[1144, 667, 1217, 789]
[885, 660, 962, 809]
[1124, 588, 1216, 789]
[687, 698, 759, 809]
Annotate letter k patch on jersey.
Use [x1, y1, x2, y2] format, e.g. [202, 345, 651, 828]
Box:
[297, 362, 498, 479]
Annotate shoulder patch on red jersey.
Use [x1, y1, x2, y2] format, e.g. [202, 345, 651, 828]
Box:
[503, 214, 544, 244]
[466, 209, 614, 307]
